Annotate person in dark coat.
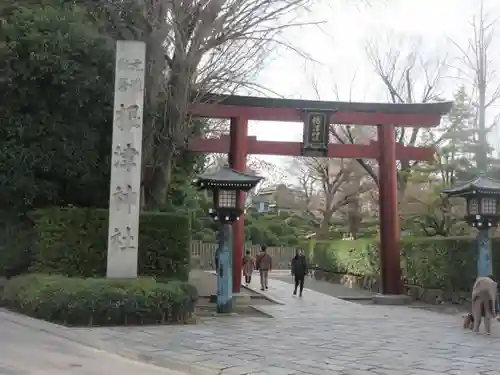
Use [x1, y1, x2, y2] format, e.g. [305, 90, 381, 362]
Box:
[291, 249, 308, 297]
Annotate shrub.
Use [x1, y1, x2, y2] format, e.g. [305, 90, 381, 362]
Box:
[2, 274, 198, 326]
[315, 236, 500, 292]
[0, 212, 36, 278]
[401, 237, 479, 292]
[313, 238, 378, 275]
[29, 208, 191, 280]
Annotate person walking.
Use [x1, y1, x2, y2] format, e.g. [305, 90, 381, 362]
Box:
[242, 250, 255, 286]
[291, 249, 308, 297]
[256, 245, 272, 291]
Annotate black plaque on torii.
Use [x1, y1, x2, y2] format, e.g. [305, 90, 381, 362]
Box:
[300, 109, 337, 157]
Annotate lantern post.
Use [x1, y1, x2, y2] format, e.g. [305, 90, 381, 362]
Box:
[193, 165, 262, 313]
[442, 175, 500, 277]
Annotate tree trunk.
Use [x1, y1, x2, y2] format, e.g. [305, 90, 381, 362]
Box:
[477, 83, 488, 171]
[142, 79, 183, 209]
[143, 146, 175, 209]
[317, 208, 334, 241]
[347, 198, 361, 239]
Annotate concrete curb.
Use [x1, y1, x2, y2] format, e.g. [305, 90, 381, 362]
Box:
[372, 293, 411, 305]
[206, 270, 285, 306]
[240, 285, 286, 305]
[0, 309, 219, 375]
[124, 351, 220, 375]
[0, 308, 72, 337]
[249, 305, 275, 318]
[338, 296, 374, 302]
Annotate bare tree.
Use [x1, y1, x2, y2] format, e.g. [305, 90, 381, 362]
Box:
[89, 0, 318, 208]
[307, 72, 378, 235]
[400, 176, 468, 237]
[396, 86, 477, 236]
[308, 70, 379, 184]
[328, 35, 447, 199]
[450, 0, 500, 171]
[291, 158, 315, 203]
[291, 157, 369, 239]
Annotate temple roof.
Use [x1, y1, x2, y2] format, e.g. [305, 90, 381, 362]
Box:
[194, 165, 263, 190]
[197, 93, 453, 115]
[442, 175, 500, 196]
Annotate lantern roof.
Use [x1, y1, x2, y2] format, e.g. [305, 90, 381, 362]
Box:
[193, 165, 263, 191]
[442, 174, 500, 197]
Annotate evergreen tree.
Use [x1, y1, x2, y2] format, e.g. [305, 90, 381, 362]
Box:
[402, 87, 479, 236]
[438, 86, 493, 182]
[442, 86, 477, 182]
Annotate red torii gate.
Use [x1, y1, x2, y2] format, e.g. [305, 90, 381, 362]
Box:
[188, 94, 452, 295]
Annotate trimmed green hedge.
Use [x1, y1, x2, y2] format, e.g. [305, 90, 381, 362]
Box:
[2, 274, 198, 326]
[0, 212, 36, 278]
[10, 208, 191, 280]
[314, 236, 500, 292]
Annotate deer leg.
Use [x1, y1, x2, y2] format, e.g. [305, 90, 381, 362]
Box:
[472, 298, 482, 333]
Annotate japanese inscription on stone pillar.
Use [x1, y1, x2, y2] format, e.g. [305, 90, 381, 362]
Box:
[107, 40, 146, 278]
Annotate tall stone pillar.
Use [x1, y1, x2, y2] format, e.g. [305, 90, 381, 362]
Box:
[107, 41, 146, 278]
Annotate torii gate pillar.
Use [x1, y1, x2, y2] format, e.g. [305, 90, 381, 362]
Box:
[228, 117, 248, 293]
[377, 124, 402, 295]
[187, 94, 452, 297]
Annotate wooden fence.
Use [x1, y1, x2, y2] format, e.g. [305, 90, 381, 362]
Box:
[190, 241, 298, 269]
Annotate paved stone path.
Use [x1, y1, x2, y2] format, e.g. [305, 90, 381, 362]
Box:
[266, 273, 470, 315]
[267, 271, 375, 300]
[0, 310, 188, 375]
[8, 277, 498, 375]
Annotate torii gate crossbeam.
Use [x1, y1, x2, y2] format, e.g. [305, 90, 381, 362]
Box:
[187, 94, 452, 296]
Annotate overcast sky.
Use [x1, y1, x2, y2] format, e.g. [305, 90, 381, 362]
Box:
[242, 0, 500, 184]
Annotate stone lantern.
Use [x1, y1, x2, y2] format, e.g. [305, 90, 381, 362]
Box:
[193, 165, 262, 313]
[442, 174, 500, 277]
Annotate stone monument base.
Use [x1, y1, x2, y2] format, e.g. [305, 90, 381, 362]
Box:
[372, 293, 411, 305]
